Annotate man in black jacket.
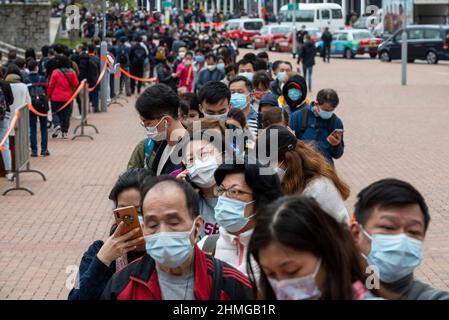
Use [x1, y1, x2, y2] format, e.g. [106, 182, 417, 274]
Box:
[129, 36, 148, 95]
[299, 35, 317, 92]
[321, 27, 333, 63]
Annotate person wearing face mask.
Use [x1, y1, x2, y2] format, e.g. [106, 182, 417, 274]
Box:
[101, 176, 253, 300]
[69, 169, 150, 300]
[257, 125, 350, 224]
[192, 48, 206, 87]
[176, 119, 230, 237]
[154, 49, 178, 92]
[216, 56, 226, 74]
[176, 51, 194, 93]
[252, 70, 271, 112]
[229, 76, 259, 138]
[279, 74, 310, 115]
[194, 53, 225, 93]
[177, 93, 202, 128]
[198, 81, 231, 120]
[269, 61, 292, 97]
[134, 84, 188, 176]
[173, 45, 187, 72]
[221, 63, 237, 86]
[248, 196, 390, 300]
[198, 157, 283, 279]
[237, 59, 255, 83]
[350, 179, 449, 300]
[290, 88, 344, 165]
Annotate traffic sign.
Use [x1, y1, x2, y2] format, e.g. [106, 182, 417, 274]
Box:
[163, 1, 172, 8]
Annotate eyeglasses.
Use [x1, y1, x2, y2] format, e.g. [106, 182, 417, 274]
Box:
[215, 186, 253, 198]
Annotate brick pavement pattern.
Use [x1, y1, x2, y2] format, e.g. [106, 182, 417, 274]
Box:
[0, 52, 448, 299]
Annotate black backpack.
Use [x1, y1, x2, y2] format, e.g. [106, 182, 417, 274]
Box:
[116, 45, 129, 65]
[132, 45, 146, 66]
[295, 104, 336, 139]
[28, 77, 49, 114]
[0, 86, 8, 121]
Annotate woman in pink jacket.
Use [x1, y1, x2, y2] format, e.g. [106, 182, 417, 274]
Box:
[176, 51, 194, 93]
[47, 56, 79, 139]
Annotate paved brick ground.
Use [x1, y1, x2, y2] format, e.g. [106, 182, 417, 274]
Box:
[0, 51, 448, 299]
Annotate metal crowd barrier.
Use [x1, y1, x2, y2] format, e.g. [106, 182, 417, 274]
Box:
[72, 86, 99, 140]
[3, 105, 46, 196]
[109, 63, 127, 107]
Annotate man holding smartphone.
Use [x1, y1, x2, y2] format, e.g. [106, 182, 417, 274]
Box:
[290, 88, 345, 165]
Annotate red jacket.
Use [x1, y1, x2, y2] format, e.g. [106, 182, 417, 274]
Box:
[47, 68, 79, 102]
[100, 246, 253, 300]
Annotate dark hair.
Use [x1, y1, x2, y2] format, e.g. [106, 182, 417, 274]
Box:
[198, 81, 231, 105]
[205, 52, 217, 62]
[214, 157, 283, 212]
[262, 108, 289, 129]
[229, 75, 253, 91]
[271, 60, 282, 72]
[135, 83, 180, 120]
[225, 63, 237, 75]
[227, 108, 247, 128]
[254, 58, 268, 72]
[108, 168, 151, 208]
[53, 44, 65, 55]
[7, 50, 17, 61]
[180, 92, 201, 116]
[141, 175, 200, 219]
[253, 71, 270, 90]
[316, 88, 340, 108]
[247, 196, 382, 300]
[354, 178, 430, 231]
[15, 58, 26, 69]
[87, 44, 96, 54]
[25, 48, 36, 61]
[6, 64, 22, 81]
[256, 51, 269, 60]
[41, 45, 50, 58]
[179, 99, 190, 117]
[237, 59, 254, 71]
[27, 59, 38, 71]
[185, 51, 194, 59]
[243, 52, 257, 62]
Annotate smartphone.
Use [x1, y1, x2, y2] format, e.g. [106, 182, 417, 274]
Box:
[113, 206, 145, 247]
[331, 129, 344, 137]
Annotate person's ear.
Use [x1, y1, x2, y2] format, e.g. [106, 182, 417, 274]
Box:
[192, 216, 204, 243]
[350, 222, 362, 246]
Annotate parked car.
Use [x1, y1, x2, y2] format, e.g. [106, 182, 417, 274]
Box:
[273, 28, 322, 52]
[253, 24, 291, 50]
[316, 29, 383, 58]
[223, 18, 265, 47]
[378, 25, 449, 64]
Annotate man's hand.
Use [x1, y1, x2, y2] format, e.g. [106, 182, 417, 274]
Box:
[97, 222, 144, 267]
[327, 132, 342, 146]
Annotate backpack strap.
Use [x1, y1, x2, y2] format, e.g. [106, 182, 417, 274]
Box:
[202, 234, 220, 257]
[143, 138, 155, 170]
[296, 106, 310, 139]
[209, 257, 224, 300]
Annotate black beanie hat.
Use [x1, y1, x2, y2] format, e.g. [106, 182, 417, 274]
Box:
[282, 74, 307, 107]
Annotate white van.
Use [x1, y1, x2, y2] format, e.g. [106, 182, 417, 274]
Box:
[279, 3, 345, 32]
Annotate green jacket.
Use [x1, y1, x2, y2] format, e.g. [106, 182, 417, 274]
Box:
[127, 138, 156, 170]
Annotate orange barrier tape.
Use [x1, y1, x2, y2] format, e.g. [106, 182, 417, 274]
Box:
[88, 61, 108, 92]
[0, 110, 21, 151]
[27, 79, 87, 118]
[27, 102, 48, 118]
[119, 67, 157, 83]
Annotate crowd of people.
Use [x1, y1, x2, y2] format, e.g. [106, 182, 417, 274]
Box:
[0, 7, 447, 301]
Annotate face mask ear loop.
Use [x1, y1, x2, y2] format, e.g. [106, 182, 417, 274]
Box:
[312, 258, 322, 278]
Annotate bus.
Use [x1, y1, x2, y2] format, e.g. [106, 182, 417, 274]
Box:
[279, 3, 345, 32]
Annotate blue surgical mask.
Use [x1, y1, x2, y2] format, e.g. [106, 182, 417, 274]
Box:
[217, 63, 225, 72]
[230, 93, 249, 110]
[287, 88, 302, 102]
[144, 220, 198, 268]
[268, 258, 322, 300]
[214, 196, 255, 233]
[195, 55, 205, 63]
[277, 71, 287, 83]
[361, 226, 423, 283]
[319, 110, 334, 120]
[239, 72, 254, 82]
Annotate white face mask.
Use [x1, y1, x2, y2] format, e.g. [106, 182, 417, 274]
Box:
[144, 117, 167, 141]
[203, 111, 228, 120]
[268, 258, 322, 300]
[178, 51, 186, 59]
[187, 156, 218, 188]
[207, 64, 216, 71]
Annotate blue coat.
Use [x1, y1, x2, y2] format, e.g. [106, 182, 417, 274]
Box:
[289, 104, 344, 164]
[195, 68, 224, 92]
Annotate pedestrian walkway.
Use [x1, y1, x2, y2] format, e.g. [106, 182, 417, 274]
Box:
[0, 54, 449, 299]
[0, 97, 143, 299]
